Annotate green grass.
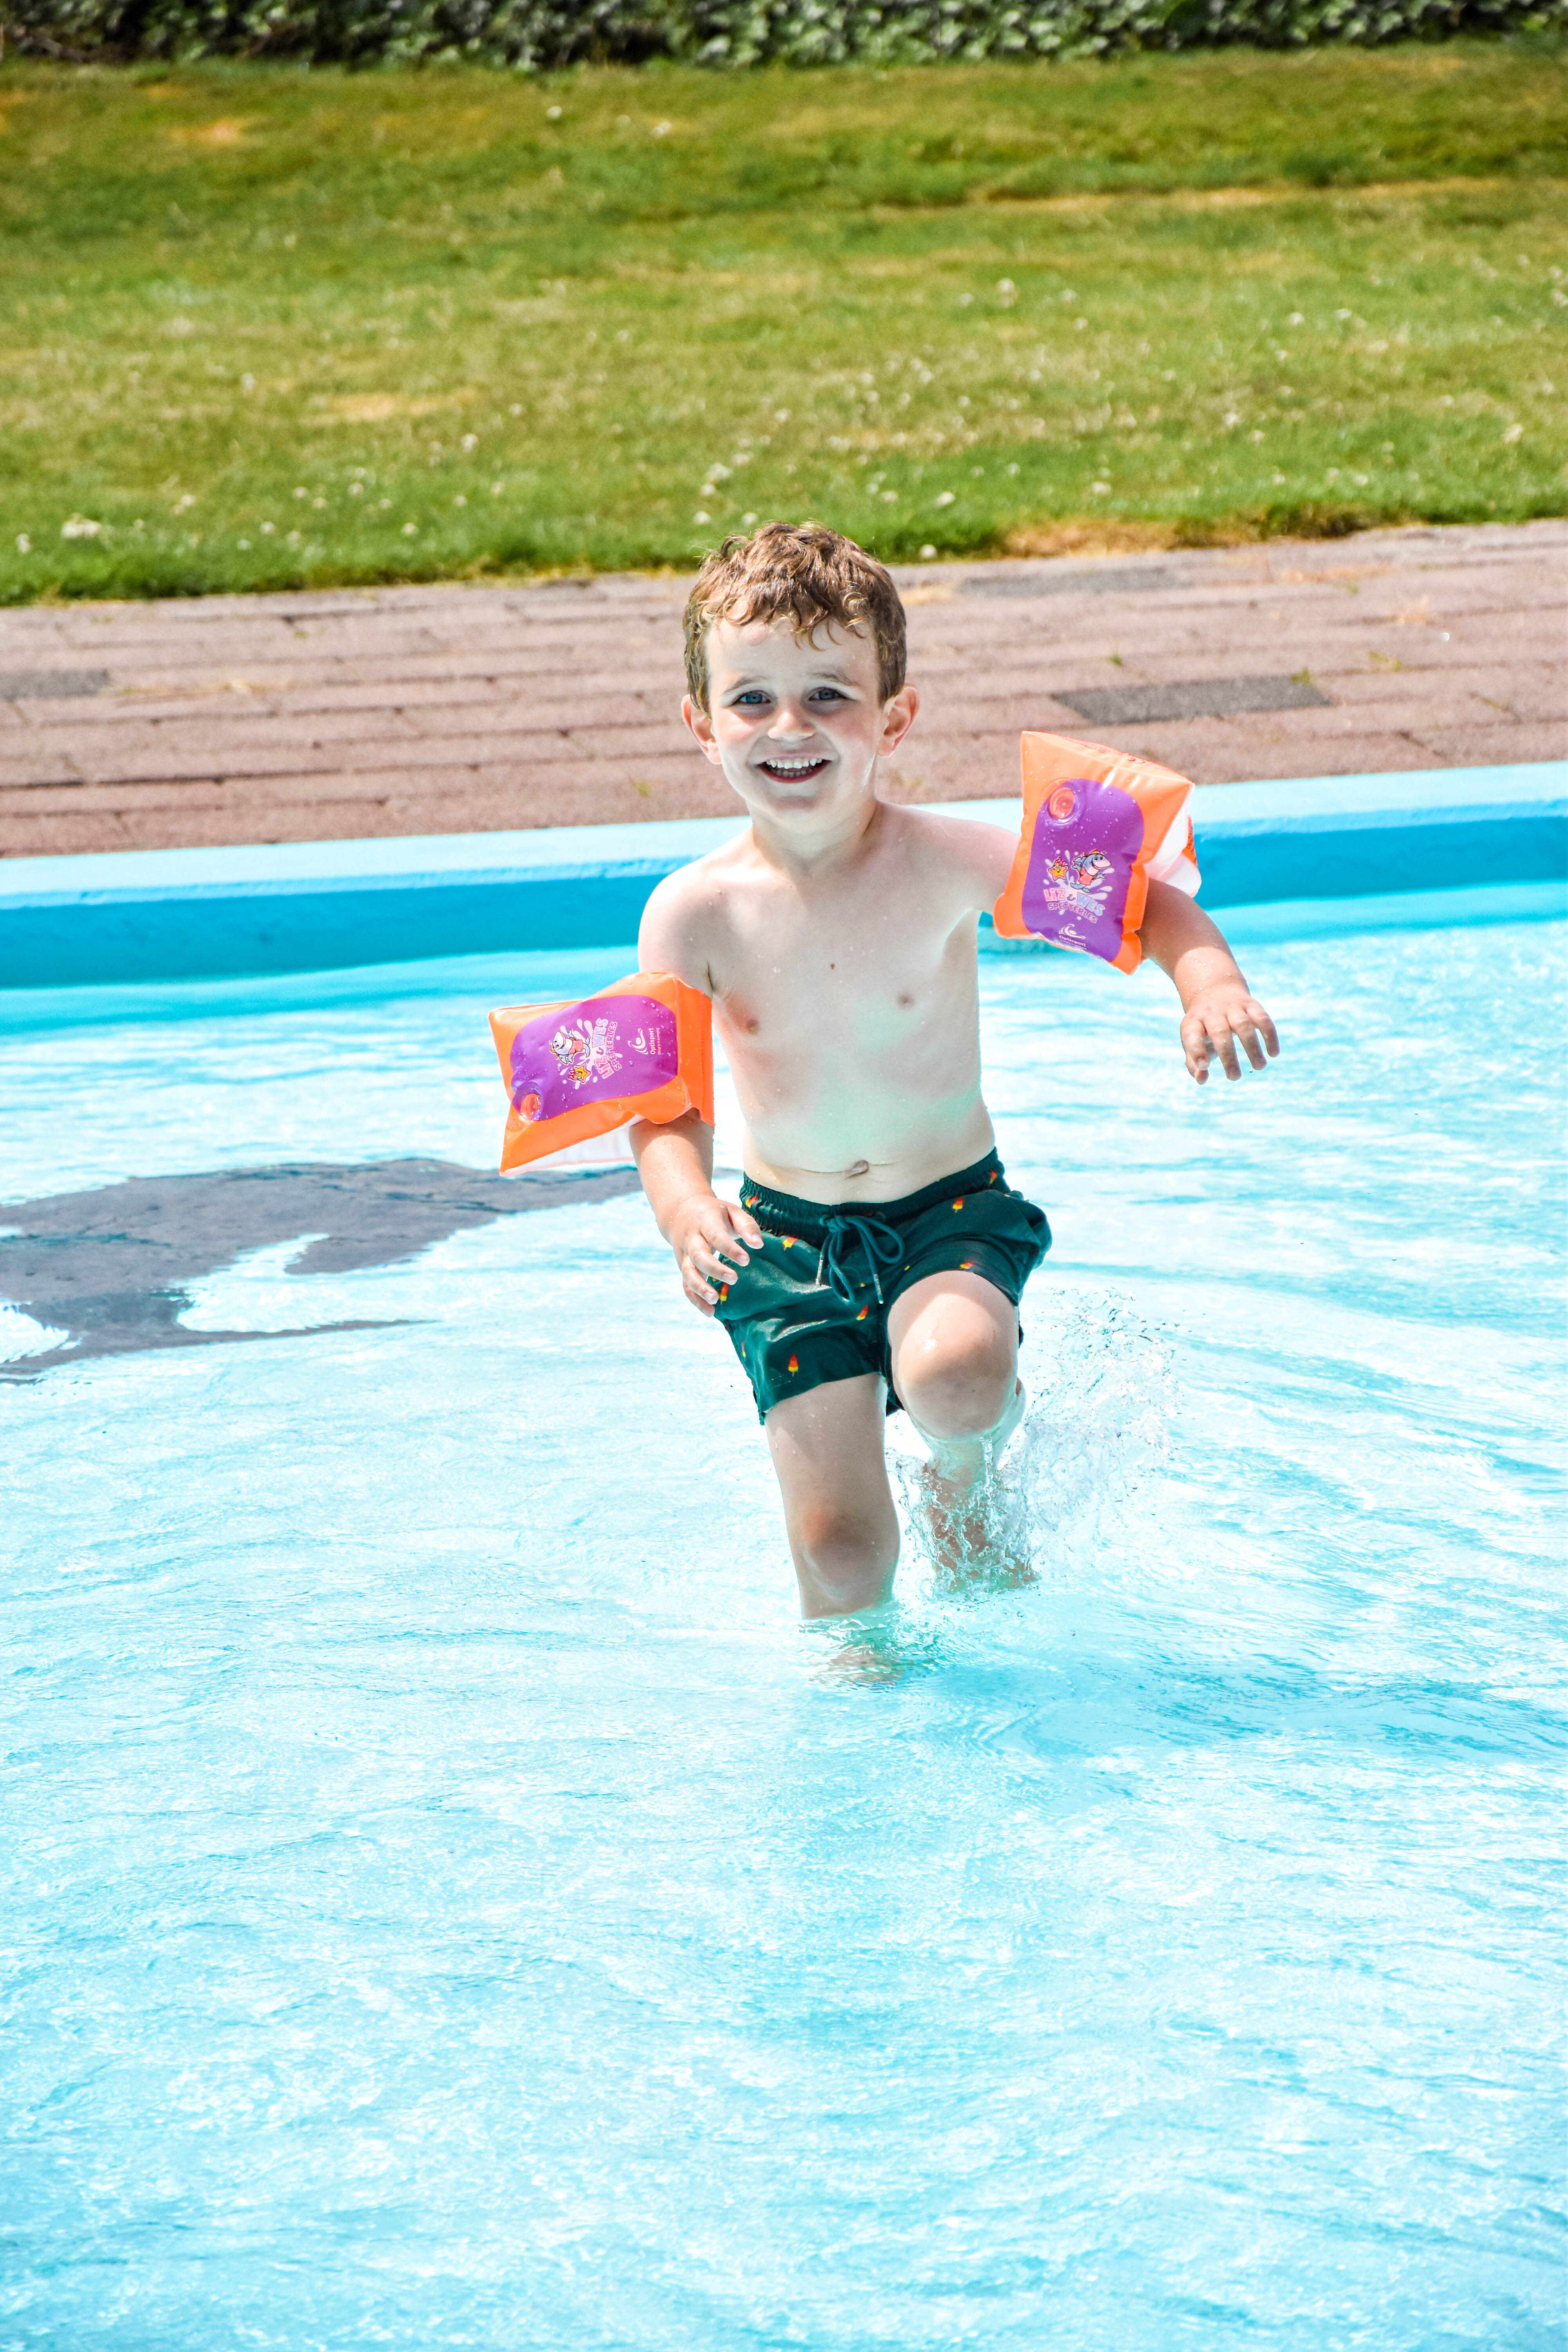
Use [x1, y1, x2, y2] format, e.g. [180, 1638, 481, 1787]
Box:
[2, 44, 1564, 601]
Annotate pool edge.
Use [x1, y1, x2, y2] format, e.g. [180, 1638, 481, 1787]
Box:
[1, 761, 1562, 988]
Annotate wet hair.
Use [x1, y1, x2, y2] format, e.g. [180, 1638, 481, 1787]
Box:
[682, 521, 907, 712]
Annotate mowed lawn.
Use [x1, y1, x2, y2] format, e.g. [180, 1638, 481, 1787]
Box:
[1, 43, 1564, 600]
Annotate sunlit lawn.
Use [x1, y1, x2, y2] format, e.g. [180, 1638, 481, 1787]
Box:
[1, 43, 1563, 600]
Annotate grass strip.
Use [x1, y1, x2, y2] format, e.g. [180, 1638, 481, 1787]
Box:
[2, 45, 1564, 599]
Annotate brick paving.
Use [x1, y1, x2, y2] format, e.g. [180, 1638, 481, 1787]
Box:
[0, 519, 1561, 859]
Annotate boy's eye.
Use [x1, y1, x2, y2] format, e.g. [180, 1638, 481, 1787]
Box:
[731, 690, 770, 706]
[808, 687, 847, 703]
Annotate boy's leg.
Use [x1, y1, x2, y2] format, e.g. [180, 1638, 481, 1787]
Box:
[887, 1270, 1021, 1493]
[764, 1374, 900, 1620]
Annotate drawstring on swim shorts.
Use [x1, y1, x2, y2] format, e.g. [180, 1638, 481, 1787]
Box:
[818, 1214, 905, 1306]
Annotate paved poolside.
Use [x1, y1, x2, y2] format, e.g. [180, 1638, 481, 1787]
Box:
[0, 519, 1561, 858]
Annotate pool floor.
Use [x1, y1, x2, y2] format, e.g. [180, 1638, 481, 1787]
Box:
[2, 902, 1564, 2349]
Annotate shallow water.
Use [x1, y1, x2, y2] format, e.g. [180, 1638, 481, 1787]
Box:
[2, 903, 1564, 2349]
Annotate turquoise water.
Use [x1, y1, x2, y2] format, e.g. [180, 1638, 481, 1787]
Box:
[2, 898, 1564, 2348]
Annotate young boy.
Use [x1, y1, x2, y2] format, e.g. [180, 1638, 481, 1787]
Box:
[632, 524, 1279, 1619]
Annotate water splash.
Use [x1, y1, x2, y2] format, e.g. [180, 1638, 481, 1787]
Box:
[893, 1288, 1176, 1595]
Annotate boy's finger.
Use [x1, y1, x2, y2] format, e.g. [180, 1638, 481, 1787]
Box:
[1232, 1015, 1269, 1072]
[683, 1267, 719, 1312]
[1249, 1002, 1281, 1057]
[1211, 1020, 1243, 1080]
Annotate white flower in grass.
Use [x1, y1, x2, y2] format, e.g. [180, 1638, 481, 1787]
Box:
[454, 494, 467, 506]
[742, 511, 757, 525]
[61, 516, 103, 538]
[261, 521, 275, 534]
[693, 512, 711, 524]
[348, 482, 363, 497]
[461, 433, 478, 452]
[403, 523, 417, 536]
[238, 537, 251, 549]
[934, 490, 955, 507]
[1502, 422, 1523, 445]
[16, 533, 30, 552]
[1091, 480, 1111, 495]
[918, 544, 937, 560]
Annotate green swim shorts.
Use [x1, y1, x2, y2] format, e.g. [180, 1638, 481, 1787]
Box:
[713, 1149, 1051, 1423]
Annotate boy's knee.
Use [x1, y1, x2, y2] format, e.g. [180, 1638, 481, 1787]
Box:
[794, 1503, 897, 1616]
[899, 1330, 1014, 1441]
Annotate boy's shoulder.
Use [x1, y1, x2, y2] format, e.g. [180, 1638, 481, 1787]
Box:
[637, 830, 756, 991]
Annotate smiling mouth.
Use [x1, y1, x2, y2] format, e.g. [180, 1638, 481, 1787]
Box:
[758, 755, 830, 781]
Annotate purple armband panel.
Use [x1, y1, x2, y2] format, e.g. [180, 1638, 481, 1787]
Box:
[489, 970, 714, 1173]
[993, 730, 1201, 974]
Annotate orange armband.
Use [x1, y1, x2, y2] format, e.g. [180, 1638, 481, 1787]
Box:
[992, 730, 1201, 974]
[489, 970, 714, 1173]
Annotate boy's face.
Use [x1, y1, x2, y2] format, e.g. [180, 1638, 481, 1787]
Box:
[683, 614, 917, 827]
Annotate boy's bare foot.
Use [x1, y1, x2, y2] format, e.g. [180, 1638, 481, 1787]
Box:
[917, 1461, 1037, 1590]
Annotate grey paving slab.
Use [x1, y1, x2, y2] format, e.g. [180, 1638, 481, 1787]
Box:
[0, 521, 1561, 856]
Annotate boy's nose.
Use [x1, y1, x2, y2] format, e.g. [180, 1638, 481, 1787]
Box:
[766, 705, 816, 739]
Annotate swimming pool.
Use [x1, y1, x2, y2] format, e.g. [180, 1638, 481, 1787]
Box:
[3, 892, 1563, 2348]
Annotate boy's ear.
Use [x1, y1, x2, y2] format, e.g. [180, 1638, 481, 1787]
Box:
[877, 683, 919, 758]
[682, 693, 723, 763]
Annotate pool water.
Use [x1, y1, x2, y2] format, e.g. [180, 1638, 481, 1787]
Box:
[2, 899, 1563, 2349]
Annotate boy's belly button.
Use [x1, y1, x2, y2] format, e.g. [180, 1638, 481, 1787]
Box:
[845, 1160, 871, 1180]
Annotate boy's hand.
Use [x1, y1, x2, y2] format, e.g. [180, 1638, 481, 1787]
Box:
[670, 1192, 766, 1316]
[1180, 979, 1280, 1085]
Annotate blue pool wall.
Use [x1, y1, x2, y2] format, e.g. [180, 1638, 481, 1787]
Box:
[0, 761, 1561, 988]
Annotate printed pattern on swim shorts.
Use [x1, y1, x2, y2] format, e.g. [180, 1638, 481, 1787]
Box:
[713, 1151, 1050, 1423]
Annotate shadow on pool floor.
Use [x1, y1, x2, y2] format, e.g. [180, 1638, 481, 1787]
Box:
[0, 1158, 640, 1379]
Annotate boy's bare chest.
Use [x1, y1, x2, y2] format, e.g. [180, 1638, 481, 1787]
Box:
[713, 886, 973, 1055]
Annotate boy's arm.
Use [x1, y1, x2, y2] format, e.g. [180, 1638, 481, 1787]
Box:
[631, 865, 763, 1316]
[1139, 879, 1281, 1085]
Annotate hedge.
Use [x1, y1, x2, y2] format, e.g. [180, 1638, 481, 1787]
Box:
[3, 0, 1556, 71]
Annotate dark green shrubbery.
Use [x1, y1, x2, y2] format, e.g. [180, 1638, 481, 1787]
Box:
[5, 0, 1557, 69]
